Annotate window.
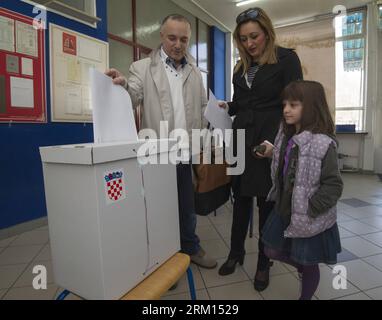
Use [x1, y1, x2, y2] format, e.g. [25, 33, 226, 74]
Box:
[108, 0, 199, 62]
[56, 0, 93, 13]
[107, 0, 134, 71]
[335, 10, 366, 131]
[22, 0, 99, 27]
[135, 0, 197, 56]
[106, 0, 210, 128]
[108, 38, 134, 78]
[198, 20, 210, 93]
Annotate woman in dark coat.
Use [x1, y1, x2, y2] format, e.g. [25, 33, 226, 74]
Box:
[218, 7, 303, 291]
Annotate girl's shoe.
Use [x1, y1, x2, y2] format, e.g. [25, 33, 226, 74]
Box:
[254, 261, 274, 292]
[218, 256, 245, 276]
[297, 272, 303, 298]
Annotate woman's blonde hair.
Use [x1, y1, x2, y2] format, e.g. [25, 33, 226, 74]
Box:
[233, 7, 278, 75]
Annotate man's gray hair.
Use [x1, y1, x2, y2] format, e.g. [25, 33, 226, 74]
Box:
[161, 14, 191, 30]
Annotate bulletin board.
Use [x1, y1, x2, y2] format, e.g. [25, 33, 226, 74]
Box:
[0, 8, 46, 123]
[50, 23, 109, 122]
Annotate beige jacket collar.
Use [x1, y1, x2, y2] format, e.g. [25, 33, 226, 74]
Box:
[149, 46, 197, 129]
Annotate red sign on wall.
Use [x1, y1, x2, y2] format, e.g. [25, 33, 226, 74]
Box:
[0, 8, 46, 123]
[62, 32, 76, 56]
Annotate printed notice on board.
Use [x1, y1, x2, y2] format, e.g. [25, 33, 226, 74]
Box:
[10, 77, 34, 108]
[66, 56, 81, 83]
[0, 16, 14, 52]
[78, 37, 102, 62]
[82, 86, 92, 115]
[63, 32, 77, 55]
[6, 55, 19, 74]
[65, 85, 82, 115]
[21, 57, 34, 76]
[16, 21, 38, 57]
[50, 24, 108, 122]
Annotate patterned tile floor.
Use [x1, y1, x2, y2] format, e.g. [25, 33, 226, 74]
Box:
[1, 173, 382, 300]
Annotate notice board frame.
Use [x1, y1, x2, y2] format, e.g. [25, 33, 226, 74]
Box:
[0, 8, 46, 123]
[49, 23, 108, 123]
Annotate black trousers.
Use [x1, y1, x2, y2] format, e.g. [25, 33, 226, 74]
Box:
[176, 163, 200, 255]
[229, 195, 274, 271]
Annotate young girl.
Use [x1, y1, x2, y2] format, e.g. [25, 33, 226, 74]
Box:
[261, 80, 343, 300]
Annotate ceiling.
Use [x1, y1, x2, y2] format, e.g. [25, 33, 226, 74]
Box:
[185, 0, 372, 31]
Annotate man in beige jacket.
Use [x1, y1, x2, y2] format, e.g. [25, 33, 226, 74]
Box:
[106, 14, 216, 269]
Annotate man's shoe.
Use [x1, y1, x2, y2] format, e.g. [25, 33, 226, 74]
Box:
[169, 282, 178, 291]
[190, 248, 217, 269]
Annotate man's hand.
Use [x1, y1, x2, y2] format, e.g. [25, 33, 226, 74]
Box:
[105, 68, 127, 87]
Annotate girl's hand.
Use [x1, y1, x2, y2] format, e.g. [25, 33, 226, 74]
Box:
[256, 140, 274, 158]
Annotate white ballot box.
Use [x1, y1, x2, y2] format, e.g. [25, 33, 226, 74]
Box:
[39, 140, 180, 300]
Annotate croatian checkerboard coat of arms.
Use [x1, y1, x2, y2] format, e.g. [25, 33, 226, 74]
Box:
[104, 169, 126, 204]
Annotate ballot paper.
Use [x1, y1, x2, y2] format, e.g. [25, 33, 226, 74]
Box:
[204, 90, 232, 132]
[90, 68, 138, 143]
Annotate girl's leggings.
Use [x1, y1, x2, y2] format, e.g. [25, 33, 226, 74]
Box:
[265, 247, 320, 300]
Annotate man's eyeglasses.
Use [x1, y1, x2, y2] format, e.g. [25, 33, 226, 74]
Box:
[236, 8, 260, 25]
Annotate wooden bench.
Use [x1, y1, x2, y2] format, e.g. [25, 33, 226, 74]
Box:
[56, 253, 196, 300]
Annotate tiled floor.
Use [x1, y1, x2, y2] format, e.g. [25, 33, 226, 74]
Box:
[1, 173, 382, 300]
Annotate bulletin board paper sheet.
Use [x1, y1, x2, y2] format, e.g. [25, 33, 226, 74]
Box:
[90, 69, 138, 143]
[50, 24, 109, 122]
[10, 77, 34, 108]
[0, 15, 15, 52]
[21, 57, 33, 76]
[16, 21, 38, 57]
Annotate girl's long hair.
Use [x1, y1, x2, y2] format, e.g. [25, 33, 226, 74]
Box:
[282, 80, 335, 137]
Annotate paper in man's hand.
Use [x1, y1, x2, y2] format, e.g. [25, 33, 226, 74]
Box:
[90, 68, 138, 143]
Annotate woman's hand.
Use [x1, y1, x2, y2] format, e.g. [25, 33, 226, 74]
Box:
[255, 140, 274, 158]
[218, 101, 229, 110]
[105, 68, 128, 87]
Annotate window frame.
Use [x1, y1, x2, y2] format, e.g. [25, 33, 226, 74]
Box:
[22, 0, 99, 28]
[196, 18, 211, 96]
[334, 8, 367, 131]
